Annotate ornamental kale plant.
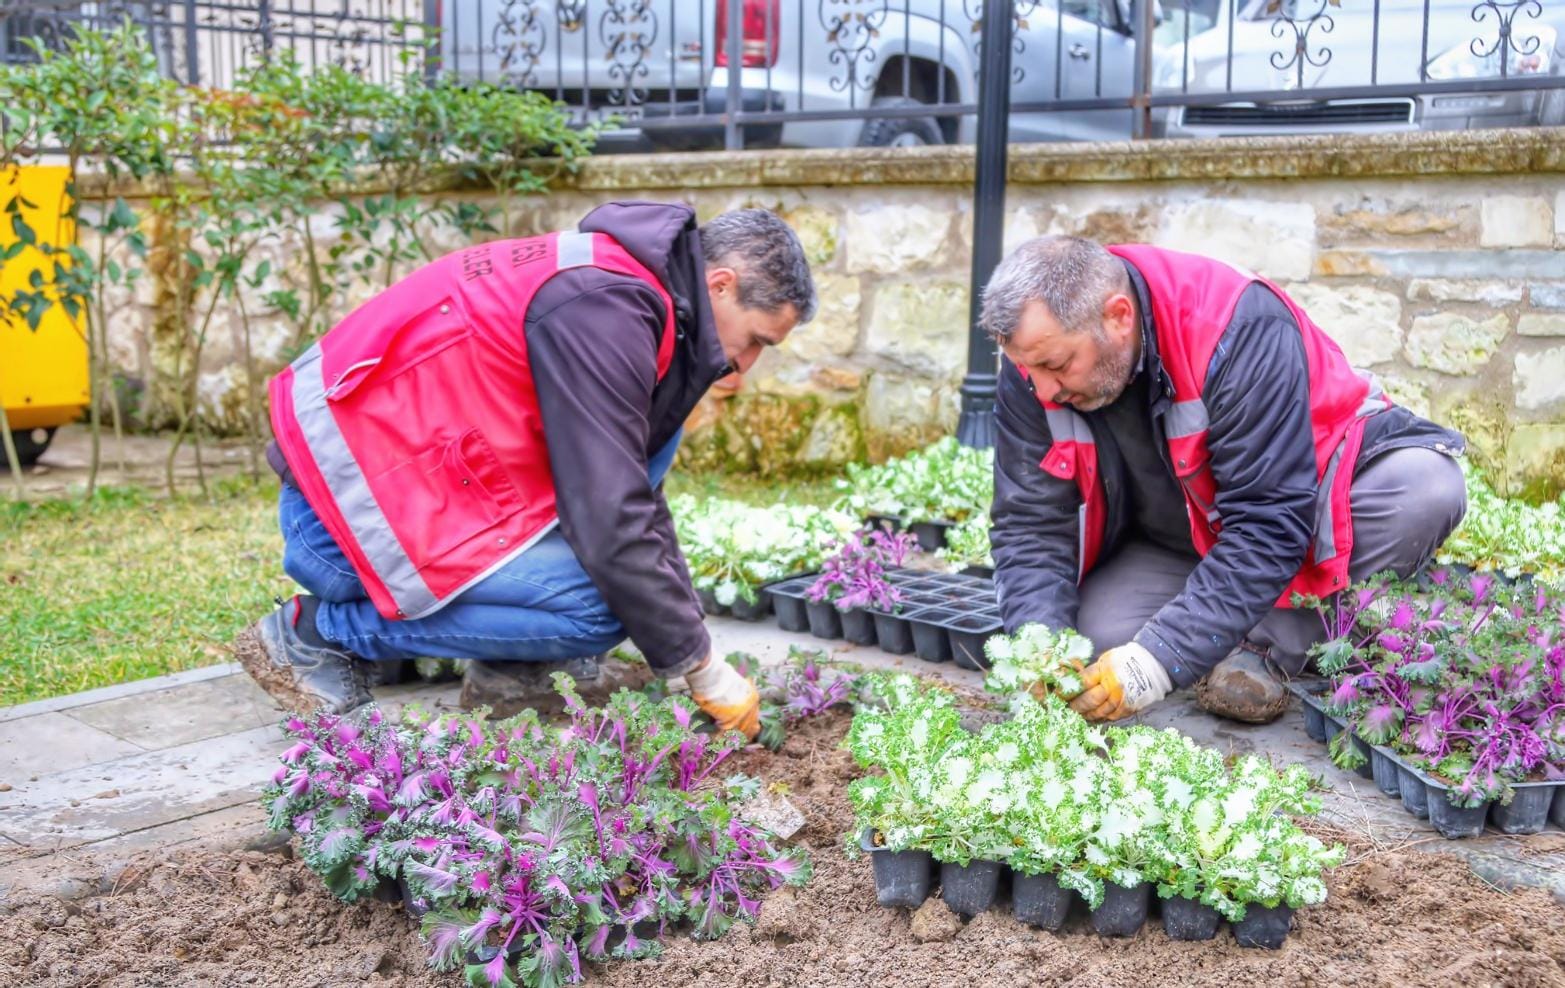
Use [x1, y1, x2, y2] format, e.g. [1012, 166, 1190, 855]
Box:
[727, 647, 862, 751]
[806, 529, 917, 613]
[1437, 459, 1565, 582]
[1308, 569, 1565, 807]
[846, 677, 1343, 918]
[671, 495, 857, 606]
[939, 514, 994, 570]
[835, 437, 994, 525]
[983, 623, 1095, 699]
[264, 678, 811, 988]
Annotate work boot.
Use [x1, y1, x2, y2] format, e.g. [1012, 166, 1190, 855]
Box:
[459, 654, 655, 718]
[1194, 644, 1291, 724]
[233, 596, 372, 716]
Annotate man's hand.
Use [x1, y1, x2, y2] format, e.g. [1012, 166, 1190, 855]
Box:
[684, 654, 761, 740]
[1067, 643, 1172, 722]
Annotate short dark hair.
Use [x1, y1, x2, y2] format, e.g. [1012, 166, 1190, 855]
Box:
[700, 208, 817, 323]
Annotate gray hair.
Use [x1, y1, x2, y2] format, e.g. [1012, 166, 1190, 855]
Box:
[979, 235, 1128, 343]
[700, 208, 818, 323]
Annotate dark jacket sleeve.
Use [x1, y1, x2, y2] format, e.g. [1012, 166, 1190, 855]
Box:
[991, 358, 1086, 634]
[526, 267, 710, 676]
[1134, 285, 1318, 686]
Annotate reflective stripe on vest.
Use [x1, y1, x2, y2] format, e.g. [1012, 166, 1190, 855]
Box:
[290, 347, 439, 618]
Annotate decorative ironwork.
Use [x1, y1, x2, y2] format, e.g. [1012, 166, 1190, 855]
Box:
[818, 0, 890, 93]
[494, 0, 547, 88]
[1265, 0, 1335, 90]
[1469, 0, 1544, 78]
[600, 0, 658, 108]
[961, 0, 1040, 86]
[557, 0, 588, 33]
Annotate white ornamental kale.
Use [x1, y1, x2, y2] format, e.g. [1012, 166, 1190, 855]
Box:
[983, 624, 1095, 699]
[845, 678, 1344, 916]
[671, 495, 857, 604]
[938, 514, 993, 569]
[835, 437, 994, 525]
[1437, 459, 1565, 582]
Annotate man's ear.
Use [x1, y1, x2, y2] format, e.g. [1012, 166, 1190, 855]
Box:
[706, 266, 738, 298]
[1103, 292, 1136, 338]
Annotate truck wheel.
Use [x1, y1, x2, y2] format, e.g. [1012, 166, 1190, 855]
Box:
[858, 96, 945, 147]
[5, 427, 56, 469]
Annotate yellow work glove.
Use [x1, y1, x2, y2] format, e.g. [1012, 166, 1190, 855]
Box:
[1067, 643, 1172, 722]
[684, 655, 761, 740]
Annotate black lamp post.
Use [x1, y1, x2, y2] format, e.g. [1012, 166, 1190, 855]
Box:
[956, 0, 1015, 449]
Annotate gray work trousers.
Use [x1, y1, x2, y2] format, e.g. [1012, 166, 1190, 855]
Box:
[1075, 447, 1468, 676]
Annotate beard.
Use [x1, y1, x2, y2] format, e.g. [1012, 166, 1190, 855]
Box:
[1061, 331, 1138, 412]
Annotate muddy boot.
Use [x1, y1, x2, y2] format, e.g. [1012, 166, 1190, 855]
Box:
[1194, 646, 1291, 724]
[459, 654, 655, 718]
[233, 596, 372, 716]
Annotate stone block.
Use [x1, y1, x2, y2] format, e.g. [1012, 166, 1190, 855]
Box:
[1433, 395, 1509, 481]
[782, 204, 839, 267]
[1285, 283, 1403, 366]
[1480, 195, 1552, 248]
[1519, 313, 1565, 337]
[1404, 312, 1511, 374]
[67, 676, 280, 751]
[863, 373, 945, 460]
[863, 280, 970, 378]
[1313, 250, 1389, 278]
[1322, 205, 1466, 241]
[1514, 346, 1565, 412]
[1156, 199, 1315, 281]
[1378, 374, 1430, 419]
[1532, 284, 1565, 310]
[1369, 250, 1565, 280]
[781, 273, 859, 360]
[0, 713, 145, 782]
[795, 404, 863, 468]
[1405, 280, 1524, 306]
[843, 199, 957, 274]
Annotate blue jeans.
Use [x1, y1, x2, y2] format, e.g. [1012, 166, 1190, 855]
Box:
[280, 431, 681, 662]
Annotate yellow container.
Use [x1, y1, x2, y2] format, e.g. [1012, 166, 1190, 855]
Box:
[0, 164, 88, 432]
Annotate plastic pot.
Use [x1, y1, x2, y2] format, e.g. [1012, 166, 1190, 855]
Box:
[959, 565, 995, 579]
[696, 587, 724, 616]
[940, 859, 1002, 917]
[860, 830, 932, 908]
[1301, 703, 1327, 743]
[907, 610, 951, 663]
[1490, 786, 1555, 835]
[370, 875, 403, 903]
[770, 592, 809, 633]
[865, 513, 903, 534]
[1011, 871, 1071, 931]
[947, 614, 1002, 671]
[1369, 749, 1401, 798]
[729, 595, 771, 622]
[840, 607, 878, 646]
[1553, 786, 1565, 830]
[364, 660, 408, 688]
[805, 599, 843, 640]
[1232, 904, 1292, 949]
[1091, 880, 1151, 937]
[909, 520, 953, 552]
[1161, 895, 1222, 941]
[1428, 789, 1488, 839]
[1350, 735, 1375, 780]
[870, 611, 914, 654]
[1397, 766, 1430, 819]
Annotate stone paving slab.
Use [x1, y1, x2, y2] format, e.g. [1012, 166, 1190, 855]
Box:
[67, 674, 281, 750]
[0, 615, 1561, 905]
[0, 711, 146, 781]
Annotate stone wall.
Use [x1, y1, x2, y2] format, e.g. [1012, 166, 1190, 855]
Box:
[86, 128, 1565, 494]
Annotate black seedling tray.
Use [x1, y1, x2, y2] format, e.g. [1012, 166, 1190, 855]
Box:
[1289, 680, 1565, 838]
[766, 569, 1002, 664]
[862, 854, 1302, 946]
[696, 586, 775, 622]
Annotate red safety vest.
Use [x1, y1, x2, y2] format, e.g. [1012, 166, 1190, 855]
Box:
[269, 232, 676, 621]
[1030, 244, 1389, 604]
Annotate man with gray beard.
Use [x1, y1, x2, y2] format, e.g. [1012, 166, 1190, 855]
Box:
[982, 236, 1467, 724]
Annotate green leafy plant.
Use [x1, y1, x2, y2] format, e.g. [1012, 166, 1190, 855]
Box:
[671, 495, 857, 605]
[983, 623, 1094, 699]
[835, 437, 994, 526]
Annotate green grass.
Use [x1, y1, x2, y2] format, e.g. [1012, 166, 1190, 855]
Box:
[0, 477, 291, 706]
[0, 469, 842, 706]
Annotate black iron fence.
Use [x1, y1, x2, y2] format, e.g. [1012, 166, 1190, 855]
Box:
[4, 0, 1564, 146]
[0, 1, 432, 90]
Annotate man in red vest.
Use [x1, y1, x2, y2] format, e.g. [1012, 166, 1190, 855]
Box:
[983, 235, 1466, 724]
[234, 202, 816, 740]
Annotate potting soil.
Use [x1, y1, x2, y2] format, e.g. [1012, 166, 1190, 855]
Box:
[5, 710, 1565, 987]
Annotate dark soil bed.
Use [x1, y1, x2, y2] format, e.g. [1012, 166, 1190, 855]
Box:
[5, 709, 1565, 987]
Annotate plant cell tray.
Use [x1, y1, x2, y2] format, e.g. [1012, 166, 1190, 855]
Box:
[1288, 680, 1565, 838]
